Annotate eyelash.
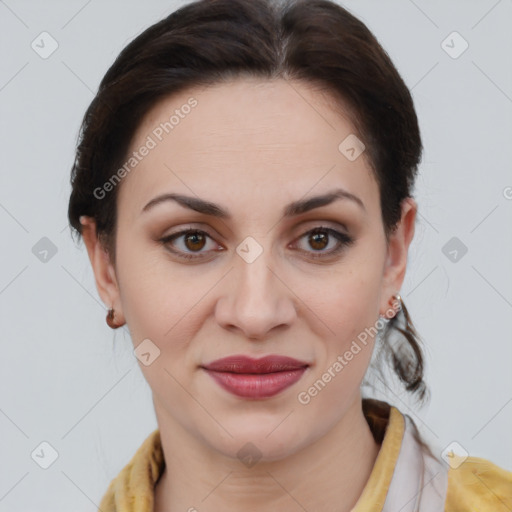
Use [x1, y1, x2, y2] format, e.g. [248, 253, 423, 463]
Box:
[159, 226, 355, 262]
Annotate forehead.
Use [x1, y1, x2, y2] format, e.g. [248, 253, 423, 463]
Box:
[118, 78, 379, 220]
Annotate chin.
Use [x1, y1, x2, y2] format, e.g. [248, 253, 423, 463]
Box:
[208, 422, 307, 463]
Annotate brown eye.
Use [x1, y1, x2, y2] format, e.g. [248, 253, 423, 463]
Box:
[159, 229, 219, 261]
[183, 231, 206, 251]
[293, 226, 355, 259]
[308, 230, 329, 251]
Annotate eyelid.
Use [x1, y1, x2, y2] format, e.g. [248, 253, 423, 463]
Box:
[158, 219, 348, 245]
[290, 217, 350, 235]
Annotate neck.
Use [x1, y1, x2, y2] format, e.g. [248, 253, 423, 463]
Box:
[154, 394, 381, 512]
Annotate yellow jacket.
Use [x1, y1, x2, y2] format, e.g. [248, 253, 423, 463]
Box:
[98, 400, 512, 511]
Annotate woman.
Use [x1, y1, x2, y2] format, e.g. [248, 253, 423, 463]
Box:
[67, 0, 512, 510]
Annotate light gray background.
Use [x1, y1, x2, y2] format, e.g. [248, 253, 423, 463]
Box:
[1, 0, 511, 510]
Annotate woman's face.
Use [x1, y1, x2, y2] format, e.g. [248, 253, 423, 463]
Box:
[83, 77, 415, 460]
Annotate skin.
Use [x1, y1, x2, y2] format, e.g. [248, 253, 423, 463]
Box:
[81, 77, 416, 512]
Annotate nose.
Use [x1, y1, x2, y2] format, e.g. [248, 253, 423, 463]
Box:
[214, 246, 297, 341]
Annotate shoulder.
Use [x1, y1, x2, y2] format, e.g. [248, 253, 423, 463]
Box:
[444, 455, 512, 511]
[97, 429, 164, 511]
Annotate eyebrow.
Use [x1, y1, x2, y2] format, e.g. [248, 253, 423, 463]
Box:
[141, 187, 366, 219]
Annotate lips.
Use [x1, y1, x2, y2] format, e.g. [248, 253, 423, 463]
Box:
[201, 355, 310, 399]
[201, 355, 309, 374]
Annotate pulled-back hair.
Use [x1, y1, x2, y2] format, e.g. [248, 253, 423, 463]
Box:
[67, 0, 430, 447]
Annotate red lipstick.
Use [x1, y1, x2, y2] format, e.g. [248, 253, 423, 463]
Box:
[201, 355, 309, 399]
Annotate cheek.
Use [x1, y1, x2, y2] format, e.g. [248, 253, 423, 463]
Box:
[298, 281, 380, 411]
[295, 261, 383, 379]
[295, 259, 383, 338]
[114, 234, 179, 339]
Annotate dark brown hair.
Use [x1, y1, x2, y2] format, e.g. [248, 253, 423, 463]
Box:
[67, 0, 431, 449]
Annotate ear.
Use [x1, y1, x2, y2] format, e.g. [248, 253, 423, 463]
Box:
[79, 216, 125, 325]
[379, 197, 417, 317]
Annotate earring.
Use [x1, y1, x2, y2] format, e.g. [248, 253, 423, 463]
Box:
[379, 293, 402, 320]
[391, 293, 402, 317]
[106, 307, 122, 329]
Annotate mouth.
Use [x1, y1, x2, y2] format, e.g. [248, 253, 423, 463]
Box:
[201, 355, 310, 399]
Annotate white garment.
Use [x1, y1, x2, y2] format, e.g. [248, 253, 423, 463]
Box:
[382, 413, 448, 511]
